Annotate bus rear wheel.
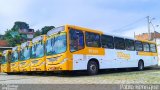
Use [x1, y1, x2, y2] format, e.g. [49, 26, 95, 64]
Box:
[138, 60, 144, 71]
[87, 61, 99, 75]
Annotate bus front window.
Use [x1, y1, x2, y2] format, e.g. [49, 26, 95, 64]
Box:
[2, 54, 7, 64]
[11, 51, 18, 62]
[46, 38, 53, 55]
[32, 42, 44, 58]
[20, 48, 31, 61]
[0, 56, 2, 64]
[46, 32, 67, 55]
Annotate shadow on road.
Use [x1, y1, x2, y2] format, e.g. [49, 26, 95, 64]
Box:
[1, 67, 159, 77]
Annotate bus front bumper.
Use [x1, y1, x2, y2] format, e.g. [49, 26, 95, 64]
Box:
[10, 67, 19, 72]
[1, 64, 8, 73]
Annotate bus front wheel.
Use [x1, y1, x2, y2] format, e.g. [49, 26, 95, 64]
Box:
[138, 60, 144, 71]
[87, 60, 99, 75]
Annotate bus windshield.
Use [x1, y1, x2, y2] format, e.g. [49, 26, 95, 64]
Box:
[46, 32, 67, 56]
[11, 51, 18, 62]
[0, 56, 2, 64]
[20, 47, 31, 61]
[1, 54, 7, 64]
[32, 42, 44, 58]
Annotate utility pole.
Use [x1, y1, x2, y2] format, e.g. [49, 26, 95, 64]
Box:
[134, 32, 136, 39]
[147, 16, 151, 41]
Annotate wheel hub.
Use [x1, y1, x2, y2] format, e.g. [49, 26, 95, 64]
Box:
[90, 65, 96, 71]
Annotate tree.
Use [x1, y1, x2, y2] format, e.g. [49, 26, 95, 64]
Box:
[12, 21, 29, 30]
[41, 26, 55, 35]
[34, 30, 41, 37]
[4, 21, 30, 46]
[34, 26, 55, 37]
[3, 22, 55, 46]
[4, 29, 16, 46]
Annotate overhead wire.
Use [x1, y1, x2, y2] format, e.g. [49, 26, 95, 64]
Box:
[111, 17, 147, 32]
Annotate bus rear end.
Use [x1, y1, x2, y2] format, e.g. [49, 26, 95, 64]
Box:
[10, 46, 20, 73]
[19, 41, 32, 72]
[31, 35, 47, 72]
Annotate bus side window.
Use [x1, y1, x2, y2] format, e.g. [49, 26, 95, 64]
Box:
[143, 43, 150, 52]
[135, 41, 143, 51]
[69, 29, 84, 52]
[101, 35, 114, 49]
[125, 39, 135, 51]
[85, 32, 101, 47]
[114, 37, 125, 50]
[150, 44, 156, 52]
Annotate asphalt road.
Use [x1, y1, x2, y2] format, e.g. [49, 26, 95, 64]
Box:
[1, 67, 160, 84]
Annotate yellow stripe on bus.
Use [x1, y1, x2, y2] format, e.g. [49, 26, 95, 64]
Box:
[138, 52, 158, 56]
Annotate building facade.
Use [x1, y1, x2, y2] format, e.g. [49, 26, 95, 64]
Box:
[0, 40, 12, 52]
[19, 28, 35, 40]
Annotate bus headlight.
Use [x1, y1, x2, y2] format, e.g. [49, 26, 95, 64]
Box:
[31, 60, 39, 64]
[39, 61, 45, 66]
[47, 56, 61, 62]
[59, 58, 68, 64]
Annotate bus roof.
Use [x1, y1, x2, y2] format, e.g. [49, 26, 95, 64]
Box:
[47, 24, 156, 44]
[12, 46, 20, 51]
[137, 39, 156, 44]
[32, 35, 46, 44]
[102, 32, 156, 44]
[66, 25, 103, 34]
[21, 41, 32, 48]
[2, 50, 12, 55]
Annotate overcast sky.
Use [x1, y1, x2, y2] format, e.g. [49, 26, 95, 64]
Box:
[0, 0, 160, 38]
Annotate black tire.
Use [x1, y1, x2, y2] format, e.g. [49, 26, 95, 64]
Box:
[138, 61, 144, 71]
[87, 61, 99, 75]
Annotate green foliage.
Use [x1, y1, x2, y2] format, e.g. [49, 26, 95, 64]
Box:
[34, 30, 41, 37]
[3, 21, 55, 46]
[34, 26, 55, 37]
[4, 21, 30, 47]
[12, 21, 29, 30]
[41, 26, 55, 35]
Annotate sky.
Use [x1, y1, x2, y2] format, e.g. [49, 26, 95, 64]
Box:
[0, 0, 160, 38]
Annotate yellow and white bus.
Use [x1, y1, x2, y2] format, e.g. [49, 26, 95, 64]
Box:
[0, 53, 2, 73]
[45, 25, 158, 75]
[10, 46, 21, 73]
[31, 35, 47, 71]
[19, 41, 32, 72]
[47, 25, 158, 75]
[1, 50, 12, 74]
